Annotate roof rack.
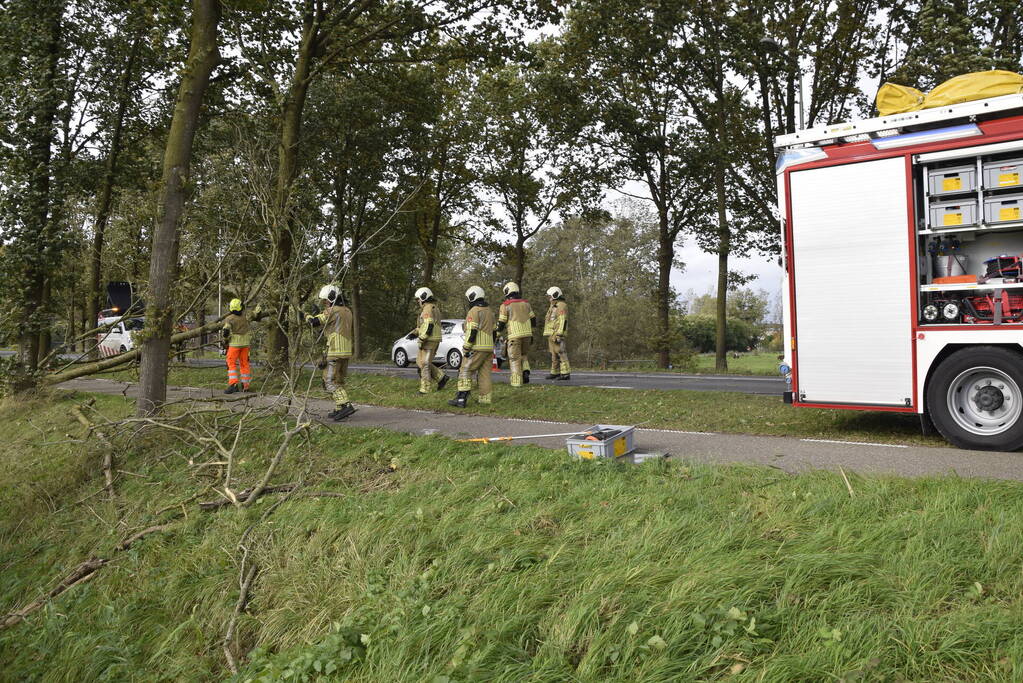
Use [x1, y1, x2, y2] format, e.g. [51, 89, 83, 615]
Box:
[773, 93, 1023, 150]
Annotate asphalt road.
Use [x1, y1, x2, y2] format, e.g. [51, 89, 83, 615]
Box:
[59, 377, 1023, 482]
[184, 358, 786, 395]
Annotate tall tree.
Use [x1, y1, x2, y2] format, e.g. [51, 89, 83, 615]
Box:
[136, 0, 221, 415]
[549, 4, 715, 368]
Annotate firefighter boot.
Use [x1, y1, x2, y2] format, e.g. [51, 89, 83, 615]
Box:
[523, 369, 530, 384]
[556, 374, 571, 381]
[545, 372, 561, 380]
[224, 384, 239, 395]
[333, 403, 357, 421]
[448, 391, 469, 408]
[437, 373, 450, 391]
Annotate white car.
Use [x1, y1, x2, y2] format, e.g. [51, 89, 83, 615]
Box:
[392, 319, 466, 369]
[391, 319, 508, 370]
[96, 316, 144, 357]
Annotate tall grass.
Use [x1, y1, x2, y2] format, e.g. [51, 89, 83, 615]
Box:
[1, 393, 1020, 681]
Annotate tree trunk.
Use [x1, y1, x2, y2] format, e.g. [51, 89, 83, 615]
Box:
[19, 3, 63, 371]
[136, 0, 221, 416]
[87, 36, 140, 359]
[514, 231, 526, 287]
[714, 160, 729, 371]
[655, 210, 672, 369]
[351, 249, 362, 358]
[267, 4, 319, 367]
[37, 279, 52, 368]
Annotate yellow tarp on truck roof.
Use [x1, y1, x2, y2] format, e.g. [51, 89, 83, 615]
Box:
[877, 70, 1023, 116]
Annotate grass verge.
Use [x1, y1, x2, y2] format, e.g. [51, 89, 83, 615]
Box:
[100, 365, 942, 446]
[1, 392, 1021, 681]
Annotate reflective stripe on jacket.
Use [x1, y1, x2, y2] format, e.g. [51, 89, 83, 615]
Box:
[417, 302, 442, 342]
[223, 313, 251, 347]
[543, 301, 567, 337]
[314, 305, 354, 358]
[499, 299, 534, 340]
[465, 305, 495, 351]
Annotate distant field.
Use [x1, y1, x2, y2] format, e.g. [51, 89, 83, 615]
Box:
[1, 393, 1020, 681]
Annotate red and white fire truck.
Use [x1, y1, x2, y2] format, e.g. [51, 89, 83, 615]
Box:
[776, 92, 1023, 450]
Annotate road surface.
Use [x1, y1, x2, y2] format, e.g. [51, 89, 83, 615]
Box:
[185, 359, 786, 395]
[58, 377, 1023, 482]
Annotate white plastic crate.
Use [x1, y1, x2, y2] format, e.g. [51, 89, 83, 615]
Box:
[566, 424, 635, 460]
[928, 165, 976, 195]
[929, 198, 978, 228]
[983, 193, 1023, 224]
[983, 158, 1023, 191]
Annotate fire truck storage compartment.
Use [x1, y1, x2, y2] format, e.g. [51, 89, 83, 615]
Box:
[927, 164, 977, 196]
[929, 198, 978, 228]
[983, 193, 1023, 224]
[982, 158, 1023, 190]
[790, 157, 913, 406]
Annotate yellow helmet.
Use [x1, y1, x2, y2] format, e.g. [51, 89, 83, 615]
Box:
[502, 282, 519, 297]
[229, 298, 243, 312]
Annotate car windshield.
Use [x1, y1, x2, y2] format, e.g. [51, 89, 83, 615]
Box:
[441, 322, 455, 334]
[124, 318, 145, 331]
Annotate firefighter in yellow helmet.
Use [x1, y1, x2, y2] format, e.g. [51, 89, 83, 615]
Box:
[497, 281, 535, 387]
[305, 284, 356, 421]
[412, 286, 450, 394]
[222, 298, 252, 394]
[449, 285, 495, 407]
[543, 286, 571, 381]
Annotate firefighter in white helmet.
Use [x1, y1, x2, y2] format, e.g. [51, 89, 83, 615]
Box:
[543, 286, 570, 380]
[497, 281, 535, 387]
[305, 284, 356, 421]
[412, 286, 449, 394]
[449, 285, 495, 407]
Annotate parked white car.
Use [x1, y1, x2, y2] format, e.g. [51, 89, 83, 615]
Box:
[392, 319, 466, 369]
[96, 316, 144, 357]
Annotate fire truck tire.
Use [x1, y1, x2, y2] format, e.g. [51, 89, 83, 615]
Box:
[927, 346, 1023, 451]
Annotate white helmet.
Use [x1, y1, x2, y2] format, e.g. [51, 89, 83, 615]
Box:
[465, 285, 485, 303]
[546, 286, 563, 299]
[318, 284, 340, 303]
[414, 286, 433, 303]
[502, 281, 519, 297]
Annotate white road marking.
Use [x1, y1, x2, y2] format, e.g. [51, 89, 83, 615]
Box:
[593, 385, 635, 390]
[639, 428, 718, 436]
[800, 438, 908, 449]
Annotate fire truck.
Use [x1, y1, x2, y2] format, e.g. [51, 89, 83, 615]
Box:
[776, 91, 1023, 450]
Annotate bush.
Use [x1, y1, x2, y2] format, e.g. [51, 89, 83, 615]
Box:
[677, 315, 762, 353]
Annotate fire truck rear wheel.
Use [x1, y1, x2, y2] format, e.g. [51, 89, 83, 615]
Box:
[927, 346, 1023, 451]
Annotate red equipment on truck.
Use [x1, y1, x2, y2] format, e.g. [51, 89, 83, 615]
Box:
[776, 85, 1023, 450]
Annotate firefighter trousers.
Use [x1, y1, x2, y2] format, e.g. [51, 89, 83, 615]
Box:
[547, 336, 570, 375]
[457, 350, 493, 403]
[416, 341, 444, 392]
[507, 337, 531, 387]
[226, 346, 251, 388]
[323, 357, 350, 407]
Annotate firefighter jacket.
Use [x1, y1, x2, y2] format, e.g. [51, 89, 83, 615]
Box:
[543, 300, 568, 338]
[309, 304, 354, 359]
[464, 304, 495, 352]
[222, 313, 251, 348]
[417, 302, 442, 343]
[499, 298, 535, 340]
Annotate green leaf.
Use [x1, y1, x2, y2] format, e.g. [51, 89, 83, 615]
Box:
[626, 621, 639, 636]
[646, 635, 667, 651]
[726, 606, 744, 621]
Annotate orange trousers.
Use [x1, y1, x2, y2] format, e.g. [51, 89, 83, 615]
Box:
[226, 346, 251, 388]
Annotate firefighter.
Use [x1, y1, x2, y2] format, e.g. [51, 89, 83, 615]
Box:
[222, 298, 252, 394]
[449, 285, 495, 408]
[413, 286, 449, 394]
[305, 284, 356, 421]
[543, 286, 571, 381]
[497, 281, 535, 387]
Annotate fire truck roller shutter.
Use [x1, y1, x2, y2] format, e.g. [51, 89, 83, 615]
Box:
[789, 156, 914, 406]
